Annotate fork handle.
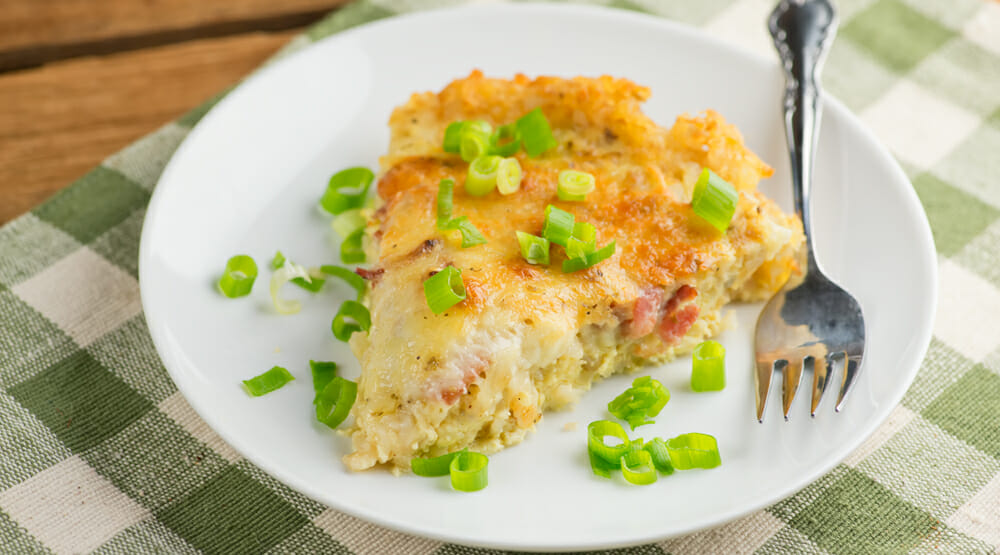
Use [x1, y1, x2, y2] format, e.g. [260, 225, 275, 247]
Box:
[769, 0, 838, 257]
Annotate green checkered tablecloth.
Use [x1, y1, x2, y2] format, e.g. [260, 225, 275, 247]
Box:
[1, 0, 998, 553]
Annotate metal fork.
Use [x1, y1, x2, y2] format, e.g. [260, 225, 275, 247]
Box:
[754, 0, 866, 422]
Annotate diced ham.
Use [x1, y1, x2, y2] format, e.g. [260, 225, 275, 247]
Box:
[658, 285, 699, 344]
[624, 288, 663, 338]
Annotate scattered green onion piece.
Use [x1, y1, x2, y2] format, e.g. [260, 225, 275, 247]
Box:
[692, 168, 738, 233]
[269, 260, 311, 314]
[270, 251, 286, 270]
[460, 133, 490, 163]
[466, 155, 501, 196]
[291, 273, 325, 293]
[644, 438, 675, 475]
[464, 120, 493, 137]
[588, 449, 616, 478]
[572, 221, 596, 245]
[340, 229, 366, 264]
[516, 108, 558, 157]
[423, 266, 466, 314]
[442, 121, 466, 153]
[444, 216, 487, 248]
[436, 178, 455, 228]
[411, 449, 467, 477]
[667, 433, 722, 470]
[587, 420, 629, 468]
[561, 241, 616, 273]
[607, 376, 670, 430]
[310, 360, 338, 394]
[558, 170, 596, 201]
[449, 451, 489, 492]
[496, 158, 523, 195]
[242, 366, 294, 397]
[320, 167, 374, 215]
[691, 340, 726, 392]
[218, 255, 258, 298]
[319, 265, 367, 300]
[620, 449, 658, 485]
[516, 231, 550, 265]
[314, 376, 357, 429]
[489, 124, 522, 157]
[332, 300, 371, 342]
[542, 205, 575, 247]
[332, 209, 367, 238]
[565, 236, 594, 261]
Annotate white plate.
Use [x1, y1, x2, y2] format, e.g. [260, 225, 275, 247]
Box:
[139, 4, 936, 551]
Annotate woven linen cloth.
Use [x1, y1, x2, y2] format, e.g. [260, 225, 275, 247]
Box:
[2, 0, 999, 553]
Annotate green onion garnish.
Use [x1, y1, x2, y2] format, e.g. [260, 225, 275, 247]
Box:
[292, 273, 325, 293]
[558, 170, 596, 201]
[691, 340, 726, 392]
[314, 376, 357, 429]
[270, 251, 286, 270]
[444, 216, 487, 248]
[423, 265, 466, 314]
[496, 158, 523, 195]
[644, 438, 675, 475]
[608, 376, 670, 430]
[320, 167, 374, 215]
[516, 231, 550, 265]
[516, 108, 557, 157]
[460, 133, 490, 163]
[666, 433, 721, 470]
[332, 209, 367, 238]
[692, 168, 738, 233]
[331, 300, 371, 342]
[449, 451, 489, 492]
[269, 260, 311, 314]
[587, 420, 629, 469]
[436, 178, 454, 228]
[489, 124, 522, 157]
[620, 449, 658, 485]
[411, 449, 467, 477]
[542, 205, 575, 247]
[588, 449, 617, 478]
[466, 155, 501, 196]
[218, 255, 257, 298]
[565, 236, 594, 261]
[561, 241, 616, 273]
[242, 366, 294, 397]
[340, 229, 366, 264]
[572, 221, 596, 245]
[310, 360, 338, 394]
[319, 265, 367, 300]
[443, 121, 466, 153]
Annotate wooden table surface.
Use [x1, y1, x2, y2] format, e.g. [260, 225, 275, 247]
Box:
[0, 0, 350, 225]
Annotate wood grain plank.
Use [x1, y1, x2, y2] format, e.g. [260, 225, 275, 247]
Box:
[0, 0, 346, 70]
[0, 29, 299, 225]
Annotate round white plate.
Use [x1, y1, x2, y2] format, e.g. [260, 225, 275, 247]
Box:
[139, 4, 936, 551]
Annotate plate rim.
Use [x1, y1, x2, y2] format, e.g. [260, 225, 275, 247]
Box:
[138, 3, 938, 551]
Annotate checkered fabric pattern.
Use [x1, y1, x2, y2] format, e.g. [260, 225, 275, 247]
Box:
[1, 0, 998, 553]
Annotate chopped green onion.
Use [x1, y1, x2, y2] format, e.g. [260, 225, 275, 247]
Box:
[340, 229, 366, 264]
[489, 124, 522, 157]
[565, 236, 594, 261]
[218, 255, 258, 298]
[314, 376, 357, 429]
[561, 241, 616, 273]
[496, 158, 523, 195]
[464, 120, 493, 137]
[270, 260, 311, 314]
[412, 449, 467, 477]
[516, 231, 550, 265]
[620, 449, 658, 485]
[443, 121, 466, 153]
[270, 251, 286, 270]
[242, 366, 294, 397]
[465, 155, 501, 196]
[587, 420, 629, 468]
[310, 360, 338, 394]
[691, 340, 726, 392]
[667, 433, 722, 470]
[320, 167, 374, 215]
[572, 221, 596, 245]
[608, 376, 670, 430]
[460, 133, 490, 163]
[319, 265, 367, 300]
[692, 168, 738, 232]
[436, 178, 454, 228]
[558, 170, 596, 201]
[332, 300, 371, 342]
[291, 273, 325, 293]
[516, 108, 558, 157]
[449, 451, 488, 492]
[332, 209, 367, 238]
[423, 265, 466, 314]
[644, 438, 675, 475]
[444, 216, 487, 248]
[588, 449, 617, 478]
[542, 205, 575, 247]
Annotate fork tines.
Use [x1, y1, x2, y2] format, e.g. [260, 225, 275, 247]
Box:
[755, 351, 861, 422]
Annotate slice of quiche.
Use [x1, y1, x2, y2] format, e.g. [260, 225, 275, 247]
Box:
[345, 71, 804, 471]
